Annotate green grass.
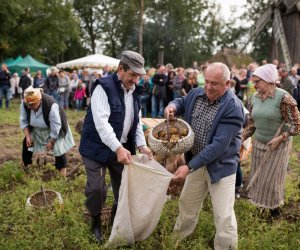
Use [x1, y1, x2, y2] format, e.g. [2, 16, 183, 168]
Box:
[0, 99, 299, 249]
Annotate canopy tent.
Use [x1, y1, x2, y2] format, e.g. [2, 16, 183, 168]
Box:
[2, 57, 15, 65]
[8, 55, 50, 76]
[6, 55, 23, 67]
[56, 54, 120, 69]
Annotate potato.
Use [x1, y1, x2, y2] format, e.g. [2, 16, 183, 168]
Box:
[180, 128, 188, 136]
[170, 126, 179, 134]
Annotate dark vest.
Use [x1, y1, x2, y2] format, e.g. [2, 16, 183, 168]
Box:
[24, 93, 68, 137]
[79, 73, 141, 164]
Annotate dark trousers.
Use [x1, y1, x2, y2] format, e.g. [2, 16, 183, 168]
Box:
[82, 156, 123, 217]
[235, 162, 243, 188]
[22, 137, 66, 170]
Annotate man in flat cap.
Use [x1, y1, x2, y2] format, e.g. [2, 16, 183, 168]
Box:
[79, 50, 153, 243]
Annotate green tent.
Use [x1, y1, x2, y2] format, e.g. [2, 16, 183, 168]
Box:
[6, 55, 23, 67]
[2, 57, 15, 65]
[8, 55, 50, 76]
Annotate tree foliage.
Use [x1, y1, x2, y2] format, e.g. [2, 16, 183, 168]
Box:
[245, 0, 273, 63]
[0, 0, 272, 67]
[0, 0, 84, 64]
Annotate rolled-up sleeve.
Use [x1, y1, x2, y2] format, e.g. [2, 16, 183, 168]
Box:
[135, 111, 147, 147]
[20, 103, 29, 129]
[48, 103, 62, 139]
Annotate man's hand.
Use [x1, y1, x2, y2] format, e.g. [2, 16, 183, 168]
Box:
[164, 105, 176, 120]
[267, 135, 284, 151]
[173, 165, 190, 181]
[138, 146, 153, 160]
[116, 146, 132, 165]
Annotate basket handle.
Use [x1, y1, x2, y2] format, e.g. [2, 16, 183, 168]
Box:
[166, 115, 170, 141]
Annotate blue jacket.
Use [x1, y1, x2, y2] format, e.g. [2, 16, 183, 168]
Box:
[79, 73, 141, 164]
[172, 88, 244, 183]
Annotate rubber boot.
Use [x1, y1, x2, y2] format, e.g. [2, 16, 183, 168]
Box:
[91, 214, 103, 243]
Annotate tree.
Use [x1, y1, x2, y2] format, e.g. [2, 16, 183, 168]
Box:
[0, 0, 82, 64]
[245, 0, 273, 63]
[100, 0, 138, 58]
[73, 0, 102, 54]
[141, 0, 220, 67]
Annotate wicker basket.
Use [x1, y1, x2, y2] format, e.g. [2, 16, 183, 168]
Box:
[148, 118, 194, 155]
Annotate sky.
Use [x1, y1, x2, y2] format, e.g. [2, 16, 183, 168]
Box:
[214, 0, 248, 21]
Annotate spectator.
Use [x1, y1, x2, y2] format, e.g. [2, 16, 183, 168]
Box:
[19, 68, 32, 95]
[239, 68, 249, 102]
[10, 72, 20, 99]
[73, 83, 86, 111]
[140, 74, 151, 117]
[102, 65, 111, 77]
[151, 65, 167, 118]
[0, 63, 11, 108]
[278, 67, 293, 96]
[58, 70, 70, 109]
[33, 70, 45, 89]
[173, 67, 185, 99]
[166, 70, 176, 103]
[181, 70, 197, 96]
[45, 67, 60, 103]
[69, 74, 80, 109]
[289, 67, 300, 103]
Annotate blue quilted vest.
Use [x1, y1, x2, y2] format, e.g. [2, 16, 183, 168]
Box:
[79, 73, 141, 163]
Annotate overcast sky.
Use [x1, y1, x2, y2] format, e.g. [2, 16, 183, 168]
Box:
[214, 0, 248, 21]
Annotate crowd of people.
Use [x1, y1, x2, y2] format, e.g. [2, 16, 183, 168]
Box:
[138, 59, 300, 118]
[1, 58, 300, 115]
[1, 52, 300, 248]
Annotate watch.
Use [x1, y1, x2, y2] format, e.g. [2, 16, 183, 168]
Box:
[187, 163, 194, 173]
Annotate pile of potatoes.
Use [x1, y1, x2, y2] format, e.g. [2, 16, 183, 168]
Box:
[153, 126, 188, 141]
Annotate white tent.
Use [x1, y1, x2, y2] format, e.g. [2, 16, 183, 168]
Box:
[56, 54, 120, 69]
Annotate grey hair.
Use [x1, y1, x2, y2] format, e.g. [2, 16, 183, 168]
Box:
[207, 62, 230, 81]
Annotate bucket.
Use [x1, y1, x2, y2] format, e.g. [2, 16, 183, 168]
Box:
[26, 190, 63, 209]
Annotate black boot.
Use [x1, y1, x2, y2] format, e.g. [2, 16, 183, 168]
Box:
[270, 207, 281, 218]
[91, 214, 103, 243]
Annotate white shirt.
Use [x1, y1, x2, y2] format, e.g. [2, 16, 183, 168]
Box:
[91, 84, 146, 152]
[20, 102, 61, 139]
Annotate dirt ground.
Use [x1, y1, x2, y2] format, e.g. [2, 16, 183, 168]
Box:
[1, 122, 299, 221]
[0, 123, 82, 168]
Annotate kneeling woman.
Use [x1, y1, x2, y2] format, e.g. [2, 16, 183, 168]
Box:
[20, 86, 75, 176]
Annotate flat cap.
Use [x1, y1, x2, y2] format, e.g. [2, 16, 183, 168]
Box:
[121, 50, 146, 75]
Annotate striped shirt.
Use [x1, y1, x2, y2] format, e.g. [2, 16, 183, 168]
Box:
[91, 84, 146, 152]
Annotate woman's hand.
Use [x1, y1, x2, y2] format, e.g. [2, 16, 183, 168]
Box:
[46, 138, 56, 151]
[267, 135, 284, 151]
[26, 136, 33, 148]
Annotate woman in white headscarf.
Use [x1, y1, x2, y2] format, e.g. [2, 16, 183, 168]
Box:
[20, 86, 75, 176]
[243, 64, 300, 217]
